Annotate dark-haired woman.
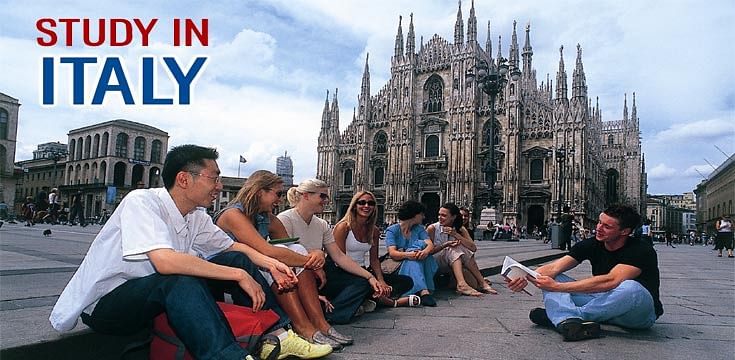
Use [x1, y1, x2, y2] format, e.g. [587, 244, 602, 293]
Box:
[384, 200, 439, 306]
[427, 203, 497, 296]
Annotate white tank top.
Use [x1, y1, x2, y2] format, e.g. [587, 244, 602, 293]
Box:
[345, 230, 372, 267]
[719, 219, 733, 233]
[431, 221, 452, 246]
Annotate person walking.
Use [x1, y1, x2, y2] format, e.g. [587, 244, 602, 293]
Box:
[665, 229, 676, 248]
[715, 215, 733, 258]
[68, 192, 86, 227]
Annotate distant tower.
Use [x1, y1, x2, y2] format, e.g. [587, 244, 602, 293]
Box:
[276, 151, 294, 186]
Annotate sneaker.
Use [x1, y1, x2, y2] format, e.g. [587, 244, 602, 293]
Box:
[420, 294, 437, 307]
[244, 355, 255, 360]
[556, 318, 601, 341]
[326, 327, 354, 345]
[260, 329, 332, 359]
[312, 330, 343, 351]
[529, 308, 554, 327]
[354, 305, 365, 317]
[361, 299, 377, 313]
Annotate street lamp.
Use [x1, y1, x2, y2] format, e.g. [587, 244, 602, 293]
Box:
[555, 145, 575, 220]
[49, 150, 67, 188]
[466, 57, 520, 204]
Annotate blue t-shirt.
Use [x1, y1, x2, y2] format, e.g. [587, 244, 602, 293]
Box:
[385, 223, 429, 251]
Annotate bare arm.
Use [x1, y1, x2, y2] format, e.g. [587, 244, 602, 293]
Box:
[216, 208, 308, 267]
[530, 263, 642, 293]
[507, 255, 579, 293]
[147, 248, 266, 310]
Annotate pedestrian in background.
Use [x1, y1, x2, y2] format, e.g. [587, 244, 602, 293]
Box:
[715, 215, 733, 258]
[68, 192, 86, 227]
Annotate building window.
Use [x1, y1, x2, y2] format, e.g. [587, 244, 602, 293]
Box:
[0, 108, 8, 140]
[530, 159, 543, 182]
[343, 168, 353, 187]
[115, 133, 129, 157]
[605, 168, 619, 205]
[374, 132, 387, 154]
[151, 140, 162, 163]
[607, 135, 614, 146]
[425, 135, 439, 157]
[423, 75, 444, 113]
[374, 167, 384, 187]
[134, 136, 146, 160]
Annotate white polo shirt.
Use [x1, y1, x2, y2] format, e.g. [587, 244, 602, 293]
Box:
[277, 209, 334, 251]
[49, 188, 234, 332]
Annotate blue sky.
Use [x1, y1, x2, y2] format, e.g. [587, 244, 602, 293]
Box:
[1, 0, 733, 195]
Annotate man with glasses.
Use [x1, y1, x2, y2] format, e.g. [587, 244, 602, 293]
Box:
[507, 204, 663, 341]
[50, 145, 330, 360]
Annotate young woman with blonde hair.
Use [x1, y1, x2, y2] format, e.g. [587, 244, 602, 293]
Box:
[277, 180, 391, 324]
[214, 170, 346, 352]
[332, 191, 418, 308]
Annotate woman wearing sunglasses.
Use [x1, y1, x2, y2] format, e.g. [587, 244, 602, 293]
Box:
[278, 179, 391, 325]
[427, 202, 498, 296]
[214, 170, 347, 351]
[332, 191, 419, 308]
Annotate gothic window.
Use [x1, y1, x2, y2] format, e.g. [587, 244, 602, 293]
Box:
[343, 168, 353, 187]
[605, 168, 619, 205]
[423, 75, 444, 113]
[151, 140, 162, 163]
[134, 136, 146, 160]
[425, 134, 439, 157]
[374, 167, 384, 187]
[0, 108, 8, 140]
[607, 135, 614, 146]
[510, 83, 515, 96]
[374, 132, 387, 154]
[115, 133, 129, 157]
[482, 120, 501, 147]
[530, 159, 543, 182]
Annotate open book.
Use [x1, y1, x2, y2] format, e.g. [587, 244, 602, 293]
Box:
[501, 256, 540, 280]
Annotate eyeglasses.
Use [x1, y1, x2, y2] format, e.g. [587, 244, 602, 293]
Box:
[309, 192, 330, 200]
[266, 188, 285, 198]
[188, 172, 221, 183]
[356, 200, 376, 207]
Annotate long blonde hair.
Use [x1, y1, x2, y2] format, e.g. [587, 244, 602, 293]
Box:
[229, 170, 283, 221]
[286, 178, 329, 207]
[338, 191, 378, 245]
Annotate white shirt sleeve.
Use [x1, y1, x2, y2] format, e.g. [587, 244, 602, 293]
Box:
[119, 193, 175, 260]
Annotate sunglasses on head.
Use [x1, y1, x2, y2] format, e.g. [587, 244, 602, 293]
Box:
[356, 200, 376, 206]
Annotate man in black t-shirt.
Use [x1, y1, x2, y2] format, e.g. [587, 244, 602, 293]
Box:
[507, 204, 663, 341]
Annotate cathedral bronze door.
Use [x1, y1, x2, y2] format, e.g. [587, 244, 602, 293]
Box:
[421, 192, 440, 225]
[527, 205, 545, 235]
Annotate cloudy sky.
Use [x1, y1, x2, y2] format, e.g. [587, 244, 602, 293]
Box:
[1, 0, 733, 195]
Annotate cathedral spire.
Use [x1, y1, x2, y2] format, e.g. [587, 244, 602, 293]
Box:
[555, 45, 568, 100]
[467, 0, 477, 44]
[394, 15, 404, 58]
[496, 35, 502, 66]
[361, 53, 370, 98]
[485, 21, 493, 60]
[509, 20, 520, 70]
[571, 44, 587, 98]
[454, 0, 464, 46]
[522, 21, 533, 79]
[331, 88, 340, 130]
[321, 90, 330, 130]
[631, 92, 638, 126]
[406, 13, 415, 57]
[623, 93, 628, 121]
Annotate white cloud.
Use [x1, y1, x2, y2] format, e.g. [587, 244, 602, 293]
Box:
[653, 117, 735, 143]
[648, 163, 677, 179]
[684, 164, 715, 179]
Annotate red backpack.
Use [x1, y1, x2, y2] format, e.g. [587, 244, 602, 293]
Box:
[150, 302, 280, 360]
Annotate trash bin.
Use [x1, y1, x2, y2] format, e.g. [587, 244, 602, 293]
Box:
[550, 224, 561, 249]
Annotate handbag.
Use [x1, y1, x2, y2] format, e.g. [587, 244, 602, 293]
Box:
[380, 256, 402, 274]
[150, 302, 280, 360]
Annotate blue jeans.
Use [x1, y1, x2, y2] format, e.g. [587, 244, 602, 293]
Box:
[81, 251, 289, 360]
[321, 258, 371, 324]
[543, 274, 656, 329]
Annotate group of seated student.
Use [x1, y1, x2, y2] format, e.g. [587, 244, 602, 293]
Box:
[49, 145, 663, 360]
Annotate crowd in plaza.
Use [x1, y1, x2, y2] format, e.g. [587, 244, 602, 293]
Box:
[44, 144, 716, 360]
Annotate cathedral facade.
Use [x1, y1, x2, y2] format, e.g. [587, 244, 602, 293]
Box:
[317, 3, 645, 229]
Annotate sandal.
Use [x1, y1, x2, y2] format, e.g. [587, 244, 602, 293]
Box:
[456, 284, 483, 297]
[480, 284, 499, 295]
[407, 294, 421, 307]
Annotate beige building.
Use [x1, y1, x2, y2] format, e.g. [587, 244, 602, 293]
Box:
[0, 92, 20, 216]
[15, 142, 68, 210]
[61, 119, 168, 218]
[694, 154, 735, 234]
[316, 3, 645, 227]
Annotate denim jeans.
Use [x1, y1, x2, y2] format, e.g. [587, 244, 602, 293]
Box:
[321, 258, 371, 324]
[81, 251, 289, 360]
[542, 274, 656, 329]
